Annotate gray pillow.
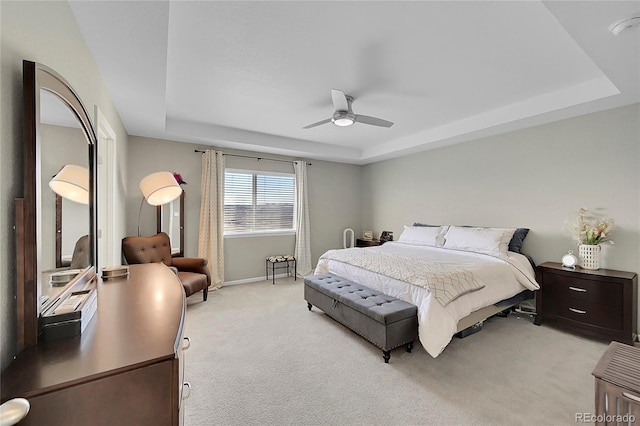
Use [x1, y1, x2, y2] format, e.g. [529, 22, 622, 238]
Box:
[508, 228, 529, 253]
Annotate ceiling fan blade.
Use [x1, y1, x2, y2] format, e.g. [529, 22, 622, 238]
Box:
[302, 118, 332, 129]
[331, 89, 349, 111]
[355, 115, 394, 128]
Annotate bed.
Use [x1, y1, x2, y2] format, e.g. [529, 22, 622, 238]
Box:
[314, 225, 540, 357]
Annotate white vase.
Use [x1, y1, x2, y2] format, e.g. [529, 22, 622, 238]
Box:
[579, 244, 601, 270]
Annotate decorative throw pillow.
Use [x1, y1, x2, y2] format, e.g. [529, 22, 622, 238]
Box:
[508, 228, 530, 253]
[398, 225, 447, 246]
[443, 226, 516, 257]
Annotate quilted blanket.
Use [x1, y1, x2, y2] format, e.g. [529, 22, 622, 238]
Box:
[319, 248, 486, 306]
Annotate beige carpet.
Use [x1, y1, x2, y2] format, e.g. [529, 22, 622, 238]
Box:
[184, 277, 612, 426]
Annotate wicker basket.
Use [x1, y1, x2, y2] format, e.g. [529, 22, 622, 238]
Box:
[579, 244, 600, 270]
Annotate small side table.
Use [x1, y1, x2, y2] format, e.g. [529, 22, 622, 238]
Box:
[356, 239, 383, 247]
[265, 255, 297, 285]
[592, 341, 640, 424]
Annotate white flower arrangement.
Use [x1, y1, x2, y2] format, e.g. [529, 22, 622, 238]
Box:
[566, 208, 614, 246]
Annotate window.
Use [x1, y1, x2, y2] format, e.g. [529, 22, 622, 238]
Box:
[224, 169, 295, 235]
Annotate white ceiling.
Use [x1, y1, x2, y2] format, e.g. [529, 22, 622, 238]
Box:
[69, 1, 640, 165]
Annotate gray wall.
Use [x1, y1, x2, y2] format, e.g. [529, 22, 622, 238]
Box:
[127, 136, 362, 282]
[1, 1, 129, 371]
[361, 103, 639, 272]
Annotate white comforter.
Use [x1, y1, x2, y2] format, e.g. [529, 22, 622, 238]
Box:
[314, 242, 539, 358]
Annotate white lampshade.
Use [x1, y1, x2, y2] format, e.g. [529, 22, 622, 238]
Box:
[139, 171, 182, 206]
[49, 164, 89, 205]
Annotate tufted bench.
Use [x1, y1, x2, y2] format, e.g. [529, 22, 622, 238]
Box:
[304, 273, 418, 363]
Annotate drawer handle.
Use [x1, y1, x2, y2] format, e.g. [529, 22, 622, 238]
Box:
[568, 286, 587, 293]
[569, 307, 587, 314]
[182, 382, 192, 400]
[622, 392, 640, 403]
[182, 336, 191, 351]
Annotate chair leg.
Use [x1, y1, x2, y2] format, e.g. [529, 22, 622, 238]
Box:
[203, 286, 208, 301]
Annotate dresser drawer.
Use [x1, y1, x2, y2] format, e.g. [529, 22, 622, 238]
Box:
[541, 272, 623, 306]
[543, 295, 622, 330]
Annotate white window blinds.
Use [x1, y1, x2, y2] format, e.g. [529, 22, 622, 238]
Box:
[224, 169, 295, 234]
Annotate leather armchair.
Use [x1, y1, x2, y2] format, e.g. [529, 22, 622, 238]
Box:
[70, 234, 90, 269]
[122, 232, 209, 301]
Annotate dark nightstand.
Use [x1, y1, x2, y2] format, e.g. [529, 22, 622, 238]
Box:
[534, 262, 637, 344]
[356, 238, 383, 248]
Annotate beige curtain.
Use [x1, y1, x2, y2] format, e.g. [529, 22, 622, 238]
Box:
[198, 150, 225, 289]
[294, 161, 312, 276]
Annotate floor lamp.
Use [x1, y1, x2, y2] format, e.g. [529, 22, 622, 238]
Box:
[137, 171, 183, 236]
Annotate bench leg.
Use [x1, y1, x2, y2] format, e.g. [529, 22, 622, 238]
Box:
[383, 350, 391, 364]
[406, 341, 413, 353]
[307, 302, 312, 311]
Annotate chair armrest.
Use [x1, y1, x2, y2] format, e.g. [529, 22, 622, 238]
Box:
[172, 257, 211, 286]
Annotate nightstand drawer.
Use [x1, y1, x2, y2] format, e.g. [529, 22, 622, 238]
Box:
[541, 273, 623, 306]
[543, 296, 622, 330]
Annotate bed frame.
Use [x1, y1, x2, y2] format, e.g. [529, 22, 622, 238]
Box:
[455, 289, 533, 332]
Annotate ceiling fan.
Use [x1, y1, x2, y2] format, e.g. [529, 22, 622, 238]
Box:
[303, 89, 394, 129]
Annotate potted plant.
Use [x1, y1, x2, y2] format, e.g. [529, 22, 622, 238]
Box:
[566, 208, 614, 270]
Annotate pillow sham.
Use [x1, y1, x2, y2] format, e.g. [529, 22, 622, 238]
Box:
[443, 226, 516, 257]
[412, 223, 448, 246]
[397, 225, 446, 246]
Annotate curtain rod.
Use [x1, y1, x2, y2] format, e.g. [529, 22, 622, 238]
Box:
[194, 149, 311, 166]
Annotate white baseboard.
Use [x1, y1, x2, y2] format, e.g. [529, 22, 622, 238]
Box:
[224, 273, 292, 286]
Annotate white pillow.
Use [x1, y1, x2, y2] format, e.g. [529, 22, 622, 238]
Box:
[397, 225, 447, 247]
[443, 226, 516, 257]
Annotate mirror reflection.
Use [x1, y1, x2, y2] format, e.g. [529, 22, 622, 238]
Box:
[157, 190, 184, 257]
[39, 90, 91, 309]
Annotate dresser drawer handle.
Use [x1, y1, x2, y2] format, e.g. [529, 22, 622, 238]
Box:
[569, 308, 587, 314]
[622, 392, 640, 403]
[568, 286, 587, 293]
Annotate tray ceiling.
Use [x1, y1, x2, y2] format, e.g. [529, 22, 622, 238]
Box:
[70, 1, 640, 164]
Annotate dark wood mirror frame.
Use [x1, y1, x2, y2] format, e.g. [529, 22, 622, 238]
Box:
[156, 190, 184, 257]
[18, 61, 97, 350]
[55, 194, 63, 268]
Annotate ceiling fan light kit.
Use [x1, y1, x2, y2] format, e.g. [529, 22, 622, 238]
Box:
[303, 89, 394, 129]
[332, 114, 355, 127]
[609, 14, 640, 36]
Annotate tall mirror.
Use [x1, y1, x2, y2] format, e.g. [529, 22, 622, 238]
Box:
[157, 190, 184, 257]
[20, 61, 97, 348]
